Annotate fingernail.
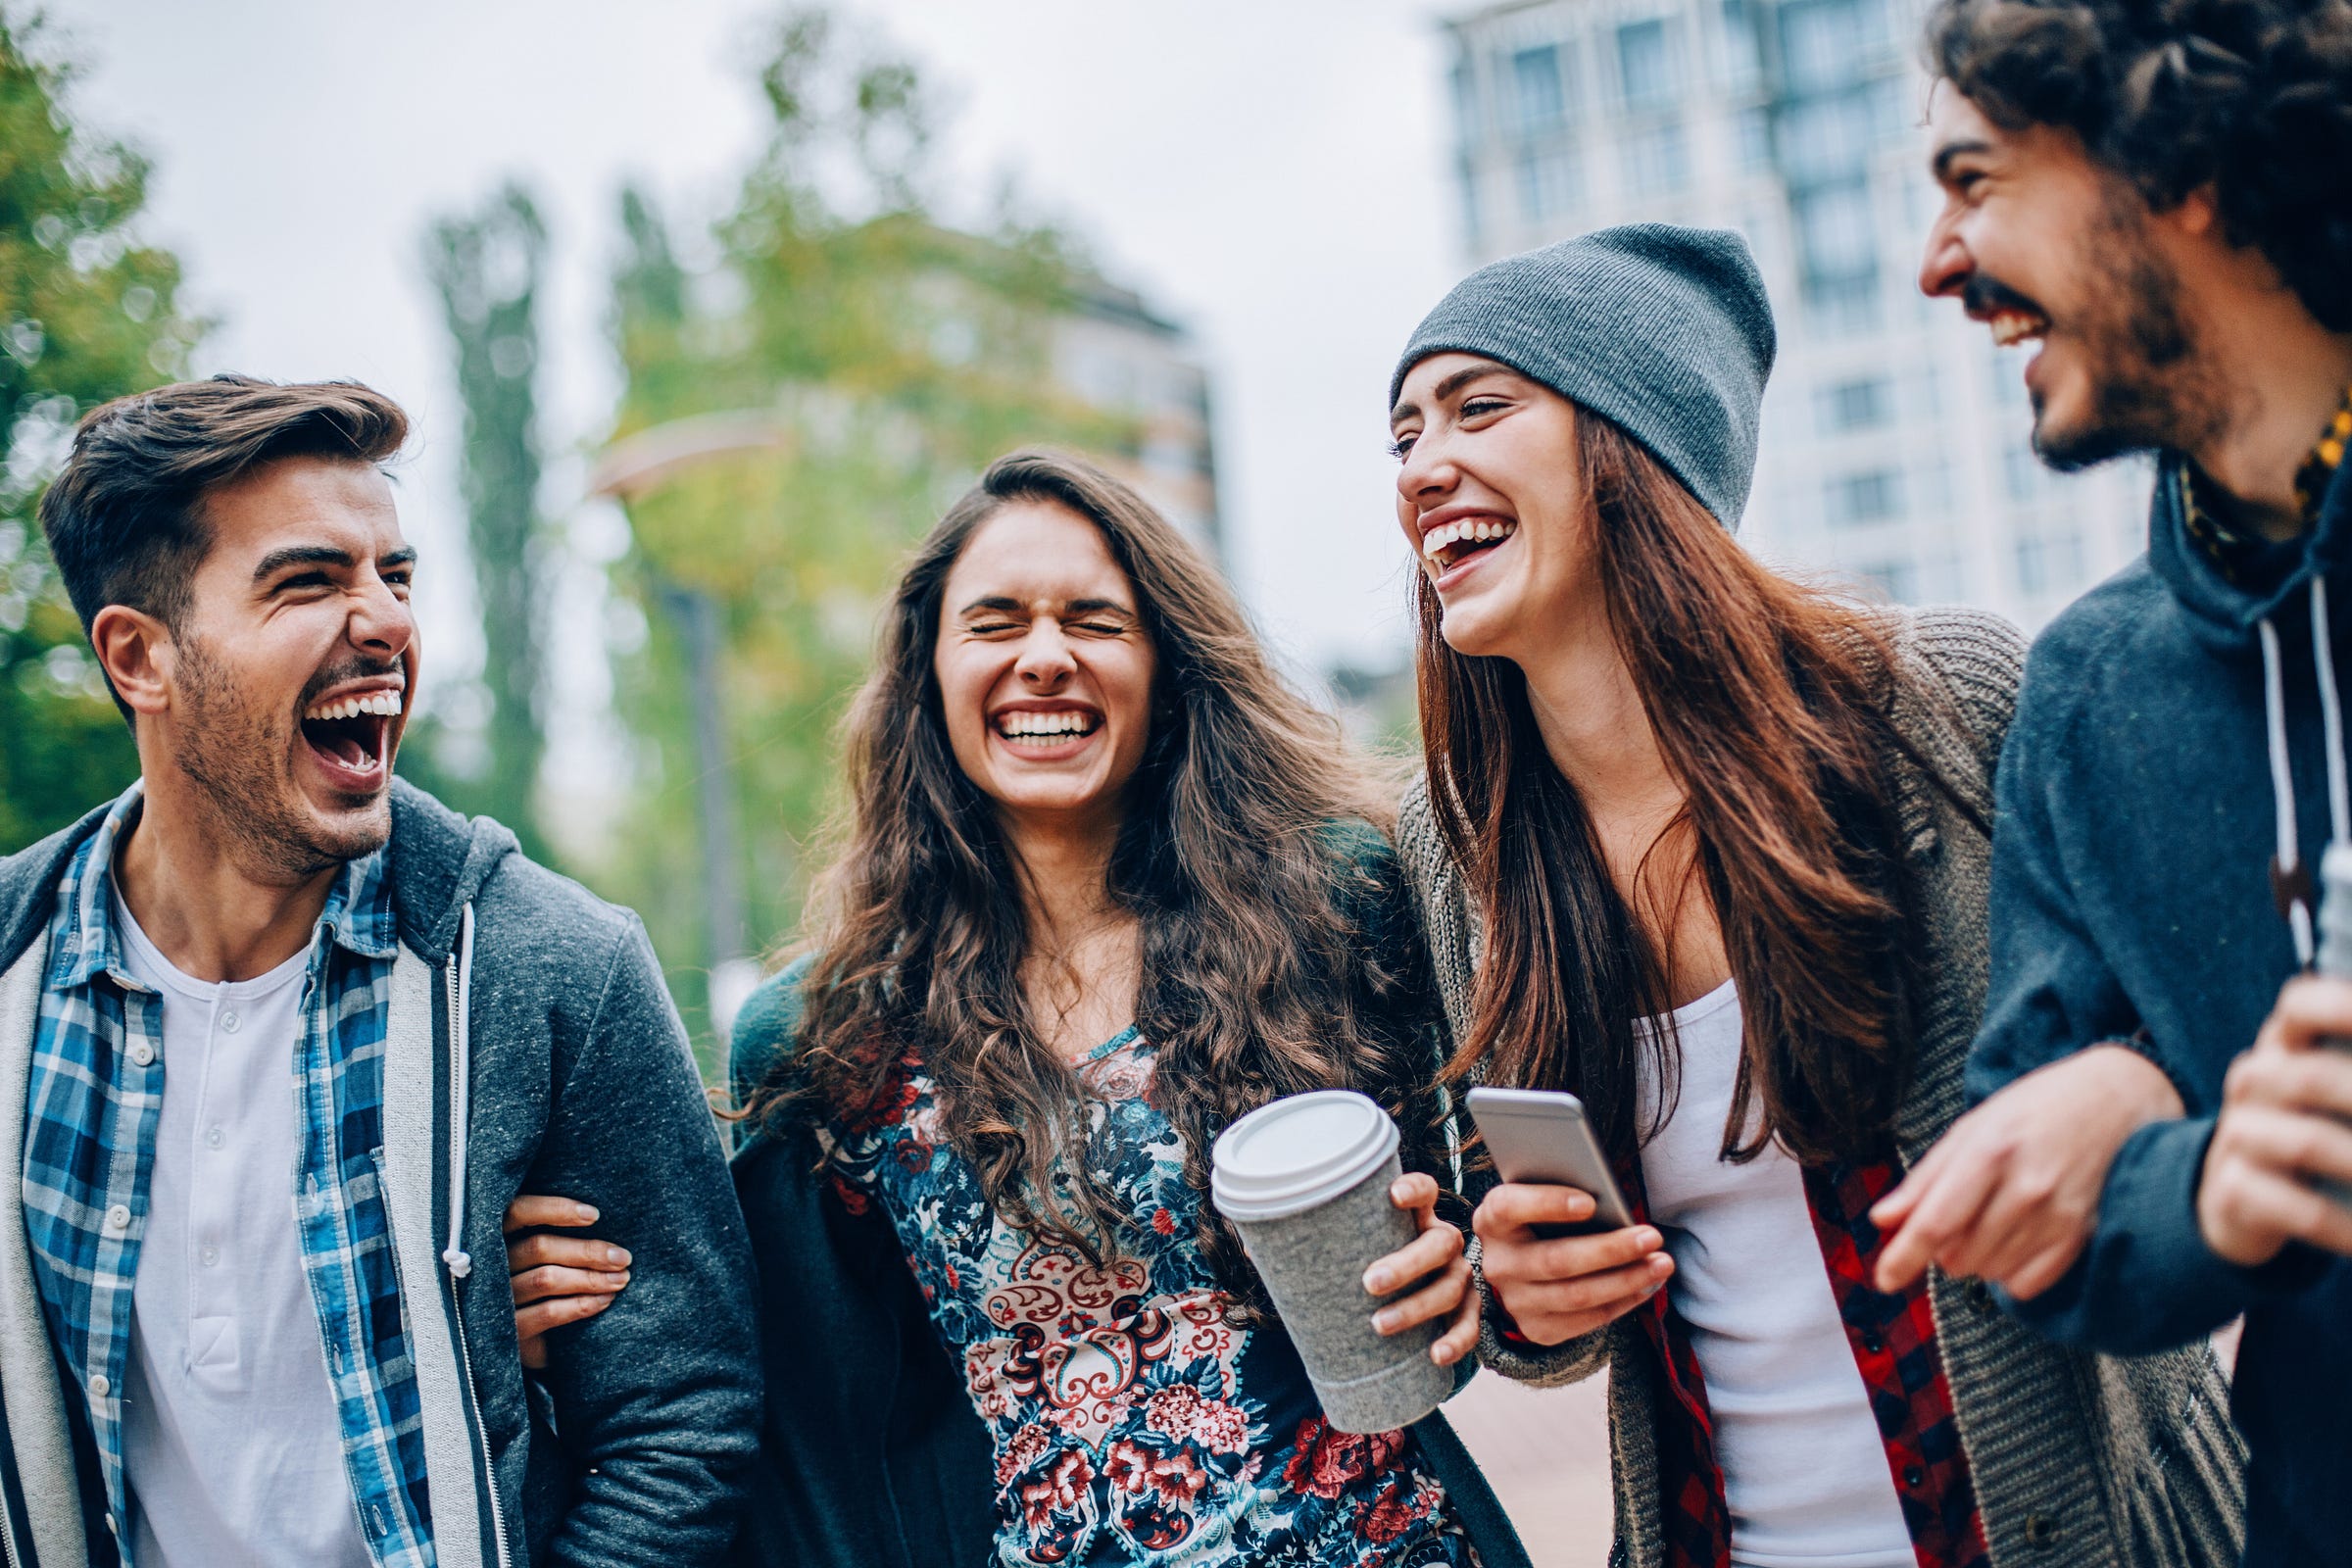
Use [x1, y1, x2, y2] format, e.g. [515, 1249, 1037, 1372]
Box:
[1649, 1255, 1673, 1275]
[1372, 1308, 1398, 1335]
[574, 1204, 600, 1223]
[605, 1246, 632, 1266]
[1431, 1342, 1457, 1366]
[612, 1270, 631, 1288]
[1363, 1268, 1393, 1295]
[1391, 1178, 1412, 1203]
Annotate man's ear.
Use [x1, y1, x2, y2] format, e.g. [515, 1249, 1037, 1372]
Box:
[88, 605, 175, 720]
[2163, 183, 2221, 241]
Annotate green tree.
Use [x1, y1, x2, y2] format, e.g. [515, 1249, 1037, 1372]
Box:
[421, 182, 554, 860]
[598, 7, 1133, 1063]
[0, 11, 201, 853]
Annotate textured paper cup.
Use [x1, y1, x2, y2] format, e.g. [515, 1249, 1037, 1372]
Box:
[1211, 1090, 1453, 1434]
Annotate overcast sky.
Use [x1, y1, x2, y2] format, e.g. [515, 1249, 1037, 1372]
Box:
[44, 0, 1461, 710]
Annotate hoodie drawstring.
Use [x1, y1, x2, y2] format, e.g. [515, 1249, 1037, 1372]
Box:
[442, 902, 476, 1280]
[2258, 577, 2348, 967]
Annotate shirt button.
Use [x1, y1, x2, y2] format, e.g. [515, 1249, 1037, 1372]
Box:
[1860, 1330, 1885, 1354]
[1904, 1464, 1926, 1488]
[201, 1246, 220, 1267]
[127, 1042, 155, 1067]
[89, 1373, 111, 1398]
[220, 1009, 242, 1034]
[206, 1127, 225, 1150]
[2025, 1513, 2058, 1546]
[103, 1203, 131, 1234]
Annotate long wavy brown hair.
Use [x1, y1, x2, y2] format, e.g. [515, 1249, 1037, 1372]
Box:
[752, 449, 1443, 1307]
[1422, 411, 1931, 1168]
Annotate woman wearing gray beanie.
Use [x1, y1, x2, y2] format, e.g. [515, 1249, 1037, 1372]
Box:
[1387, 224, 2242, 1568]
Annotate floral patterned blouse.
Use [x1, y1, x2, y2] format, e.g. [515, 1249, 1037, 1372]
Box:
[818, 1026, 1474, 1568]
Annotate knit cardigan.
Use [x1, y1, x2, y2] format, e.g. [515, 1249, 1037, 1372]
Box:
[1395, 607, 2245, 1568]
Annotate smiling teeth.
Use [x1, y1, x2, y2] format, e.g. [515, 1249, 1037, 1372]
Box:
[1989, 312, 2046, 348]
[1421, 518, 1516, 559]
[999, 711, 1094, 738]
[305, 692, 403, 721]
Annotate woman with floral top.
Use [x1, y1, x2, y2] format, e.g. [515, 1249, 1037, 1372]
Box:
[506, 449, 1528, 1568]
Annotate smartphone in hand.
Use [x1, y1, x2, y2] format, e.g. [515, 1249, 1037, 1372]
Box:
[1466, 1087, 1637, 1237]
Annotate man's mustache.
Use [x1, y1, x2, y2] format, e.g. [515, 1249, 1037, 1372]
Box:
[297, 658, 406, 710]
[1962, 271, 2048, 323]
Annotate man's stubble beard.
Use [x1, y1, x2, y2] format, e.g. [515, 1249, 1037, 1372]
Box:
[171, 631, 390, 880]
[2032, 190, 2228, 471]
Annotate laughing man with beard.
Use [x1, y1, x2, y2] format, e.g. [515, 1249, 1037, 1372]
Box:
[0, 376, 758, 1567]
[1868, 0, 2352, 1560]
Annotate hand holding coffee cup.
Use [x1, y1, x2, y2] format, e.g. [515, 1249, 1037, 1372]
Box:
[1363, 1170, 1479, 1365]
[1211, 1091, 1468, 1434]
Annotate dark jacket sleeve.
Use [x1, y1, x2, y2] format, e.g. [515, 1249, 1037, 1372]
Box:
[527, 913, 762, 1565]
[1971, 660, 2319, 1351]
[722, 958, 997, 1568]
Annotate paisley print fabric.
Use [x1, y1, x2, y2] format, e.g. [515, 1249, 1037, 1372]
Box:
[821, 1027, 1472, 1568]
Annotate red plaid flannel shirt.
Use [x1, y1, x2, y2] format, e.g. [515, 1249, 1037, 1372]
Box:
[1623, 1153, 1989, 1568]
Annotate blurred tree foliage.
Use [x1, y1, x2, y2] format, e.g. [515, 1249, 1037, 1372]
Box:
[0, 12, 201, 854]
[420, 182, 555, 862]
[601, 6, 1132, 1059]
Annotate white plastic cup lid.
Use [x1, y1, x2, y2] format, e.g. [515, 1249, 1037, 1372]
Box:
[1210, 1090, 1400, 1221]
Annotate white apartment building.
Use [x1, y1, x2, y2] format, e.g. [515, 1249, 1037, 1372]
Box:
[1054, 276, 1224, 560]
[1442, 0, 2151, 628]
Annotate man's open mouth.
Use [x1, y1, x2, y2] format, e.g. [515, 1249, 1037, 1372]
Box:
[993, 707, 1102, 749]
[1988, 309, 2049, 349]
[300, 690, 403, 782]
[1422, 516, 1517, 572]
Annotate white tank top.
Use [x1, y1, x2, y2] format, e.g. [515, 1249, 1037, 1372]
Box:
[1634, 981, 1915, 1568]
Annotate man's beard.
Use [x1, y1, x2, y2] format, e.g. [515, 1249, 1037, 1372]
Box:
[2027, 192, 2226, 471]
[172, 633, 393, 880]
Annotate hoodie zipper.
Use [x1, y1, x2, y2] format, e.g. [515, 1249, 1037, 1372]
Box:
[444, 941, 513, 1568]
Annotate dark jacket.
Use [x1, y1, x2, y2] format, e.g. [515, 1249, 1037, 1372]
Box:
[0, 781, 761, 1568]
[722, 834, 1533, 1568]
[1970, 453, 2352, 1563]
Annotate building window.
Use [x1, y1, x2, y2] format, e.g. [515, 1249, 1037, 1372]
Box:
[1451, 57, 1483, 150]
[1720, 0, 1764, 93]
[1855, 559, 1919, 601]
[1516, 145, 1582, 222]
[1621, 121, 1690, 197]
[1827, 468, 1902, 525]
[1779, 0, 1879, 94]
[1817, 374, 1890, 433]
[2013, 529, 2082, 597]
[1618, 20, 1676, 112]
[1509, 44, 1568, 133]
[1775, 91, 1874, 185]
[1736, 106, 1773, 172]
[2004, 443, 2043, 502]
[1792, 178, 1877, 279]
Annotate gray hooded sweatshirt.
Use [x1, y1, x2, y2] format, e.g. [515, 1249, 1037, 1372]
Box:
[0, 780, 760, 1567]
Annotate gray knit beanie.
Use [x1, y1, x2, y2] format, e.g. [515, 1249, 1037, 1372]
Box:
[1390, 223, 1776, 529]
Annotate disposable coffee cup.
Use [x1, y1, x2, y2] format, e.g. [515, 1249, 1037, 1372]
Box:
[1210, 1090, 1454, 1434]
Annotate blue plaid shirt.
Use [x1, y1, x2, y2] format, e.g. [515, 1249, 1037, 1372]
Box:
[20, 784, 434, 1565]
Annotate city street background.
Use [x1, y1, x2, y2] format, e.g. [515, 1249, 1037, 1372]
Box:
[0, 5, 2147, 1559]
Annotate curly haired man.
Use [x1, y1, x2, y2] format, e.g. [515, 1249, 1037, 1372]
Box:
[1879, 0, 2352, 1559]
